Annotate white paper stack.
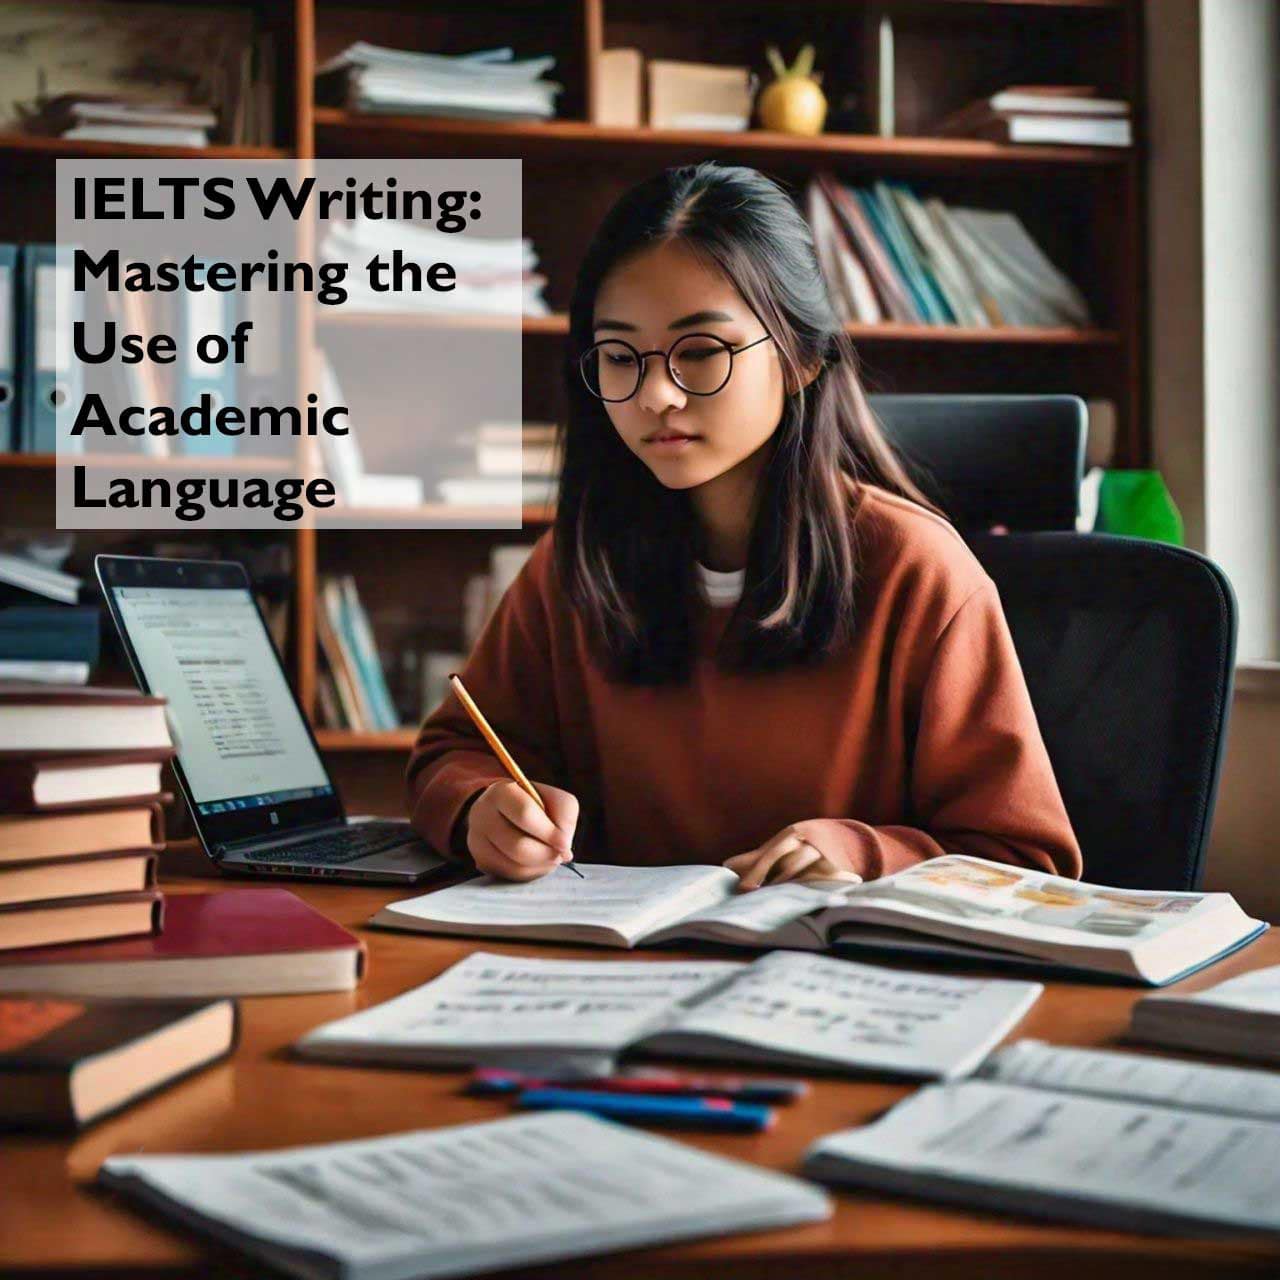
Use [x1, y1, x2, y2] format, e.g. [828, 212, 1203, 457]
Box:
[318, 42, 561, 121]
[321, 215, 550, 317]
[1130, 964, 1280, 1064]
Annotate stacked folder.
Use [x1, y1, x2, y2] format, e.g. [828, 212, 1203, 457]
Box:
[0, 243, 82, 454]
[0, 683, 173, 952]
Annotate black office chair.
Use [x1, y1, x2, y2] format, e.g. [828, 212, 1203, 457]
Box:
[970, 532, 1237, 891]
[869, 394, 1086, 532]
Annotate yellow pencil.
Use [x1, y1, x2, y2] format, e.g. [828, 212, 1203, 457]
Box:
[449, 673, 584, 877]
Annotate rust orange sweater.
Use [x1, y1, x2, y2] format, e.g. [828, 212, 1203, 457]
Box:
[406, 486, 1083, 881]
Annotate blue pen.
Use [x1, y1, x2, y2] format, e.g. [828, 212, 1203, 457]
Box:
[515, 1088, 775, 1133]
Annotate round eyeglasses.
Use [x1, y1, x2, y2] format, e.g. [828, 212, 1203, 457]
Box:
[579, 332, 774, 403]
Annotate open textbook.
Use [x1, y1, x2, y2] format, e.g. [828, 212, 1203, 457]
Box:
[1129, 963, 1280, 1063]
[371, 856, 1266, 985]
[804, 1065, 1280, 1238]
[296, 950, 1043, 1080]
[99, 1111, 831, 1280]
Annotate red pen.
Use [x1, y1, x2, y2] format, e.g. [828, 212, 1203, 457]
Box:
[466, 1067, 807, 1103]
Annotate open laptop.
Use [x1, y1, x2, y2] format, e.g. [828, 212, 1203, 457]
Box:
[96, 554, 449, 885]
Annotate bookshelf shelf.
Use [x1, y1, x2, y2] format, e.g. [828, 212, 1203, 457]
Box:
[0, 132, 288, 161]
[0, 452, 294, 473]
[314, 108, 1132, 172]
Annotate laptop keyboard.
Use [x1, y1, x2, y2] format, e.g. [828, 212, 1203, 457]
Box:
[243, 823, 413, 865]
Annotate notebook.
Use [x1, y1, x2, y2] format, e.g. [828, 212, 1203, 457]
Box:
[98, 1111, 831, 1280]
[1129, 964, 1280, 1064]
[370, 855, 1267, 985]
[296, 949, 1042, 1081]
[0, 994, 236, 1129]
[804, 1069, 1280, 1237]
[0, 889, 365, 996]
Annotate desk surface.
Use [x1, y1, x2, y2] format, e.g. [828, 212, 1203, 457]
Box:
[3, 875, 1279, 1280]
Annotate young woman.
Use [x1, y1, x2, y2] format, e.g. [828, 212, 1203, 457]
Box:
[407, 162, 1082, 890]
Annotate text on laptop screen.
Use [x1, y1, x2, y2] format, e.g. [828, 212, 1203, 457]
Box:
[111, 586, 333, 814]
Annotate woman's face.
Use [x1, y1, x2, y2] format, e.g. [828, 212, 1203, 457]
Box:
[590, 240, 787, 491]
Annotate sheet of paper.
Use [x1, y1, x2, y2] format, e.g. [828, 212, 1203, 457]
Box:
[298, 952, 743, 1059]
[982, 1040, 1280, 1121]
[100, 1112, 831, 1280]
[807, 1080, 1280, 1234]
[382, 864, 736, 938]
[1164, 964, 1280, 1014]
[660, 951, 1041, 1079]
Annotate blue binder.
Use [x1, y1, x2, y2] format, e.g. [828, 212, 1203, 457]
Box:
[178, 264, 238, 456]
[0, 244, 17, 452]
[21, 244, 83, 455]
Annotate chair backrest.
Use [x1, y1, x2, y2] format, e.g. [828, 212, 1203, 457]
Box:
[969, 532, 1237, 890]
[868, 394, 1086, 532]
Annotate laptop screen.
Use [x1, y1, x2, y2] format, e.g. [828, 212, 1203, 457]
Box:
[100, 558, 343, 849]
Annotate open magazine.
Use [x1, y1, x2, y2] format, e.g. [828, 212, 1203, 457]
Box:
[296, 949, 1042, 1081]
[371, 855, 1266, 986]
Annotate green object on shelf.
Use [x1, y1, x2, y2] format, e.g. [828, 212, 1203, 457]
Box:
[1097, 470, 1184, 545]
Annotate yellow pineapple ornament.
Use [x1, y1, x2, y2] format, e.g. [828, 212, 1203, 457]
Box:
[757, 44, 827, 136]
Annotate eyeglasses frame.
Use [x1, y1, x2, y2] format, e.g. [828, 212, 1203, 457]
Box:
[578, 331, 774, 403]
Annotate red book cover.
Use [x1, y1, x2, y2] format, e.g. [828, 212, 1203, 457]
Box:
[0, 890, 366, 996]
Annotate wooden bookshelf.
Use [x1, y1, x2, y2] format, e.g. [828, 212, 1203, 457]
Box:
[0, 0, 1148, 795]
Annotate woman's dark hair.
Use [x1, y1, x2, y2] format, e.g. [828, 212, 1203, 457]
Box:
[555, 161, 938, 684]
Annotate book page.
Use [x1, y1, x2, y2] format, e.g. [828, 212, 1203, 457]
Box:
[982, 1040, 1280, 1121]
[298, 952, 743, 1062]
[100, 1112, 831, 1280]
[653, 952, 1041, 1079]
[806, 1079, 1280, 1234]
[377, 864, 737, 942]
[651, 881, 854, 943]
[837, 854, 1242, 952]
[1157, 964, 1280, 1014]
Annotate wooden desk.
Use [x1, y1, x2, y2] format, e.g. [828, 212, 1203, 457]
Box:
[3, 877, 1278, 1280]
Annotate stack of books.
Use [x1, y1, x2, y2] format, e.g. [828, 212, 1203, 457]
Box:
[437, 421, 559, 509]
[936, 85, 1132, 149]
[315, 576, 402, 733]
[20, 94, 217, 148]
[319, 215, 550, 317]
[317, 42, 561, 122]
[1130, 964, 1280, 1064]
[0, 682, 173, 953]
[807, 173, 1092, 329]
[0, 547, 98, 685]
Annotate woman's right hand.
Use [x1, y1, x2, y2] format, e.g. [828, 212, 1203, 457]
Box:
[465, 780, 580, 881]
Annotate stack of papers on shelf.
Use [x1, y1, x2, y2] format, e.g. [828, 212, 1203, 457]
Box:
[937, 85, 1132, 148]
[317, 42, 561, 122]
[1130, 964, 1280, 1064]
[437, 421, 559, 507]
[320, 215, 549, 316]
[23, 95, 217, 147]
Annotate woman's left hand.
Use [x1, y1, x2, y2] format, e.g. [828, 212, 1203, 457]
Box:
[722, 821, 861, 891]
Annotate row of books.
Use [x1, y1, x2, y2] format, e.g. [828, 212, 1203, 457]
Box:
[315, 574, 403, 734]
[317, 42, 561, 122]
[806, 174, 1092, 329]
[6, 3, 275, 147]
